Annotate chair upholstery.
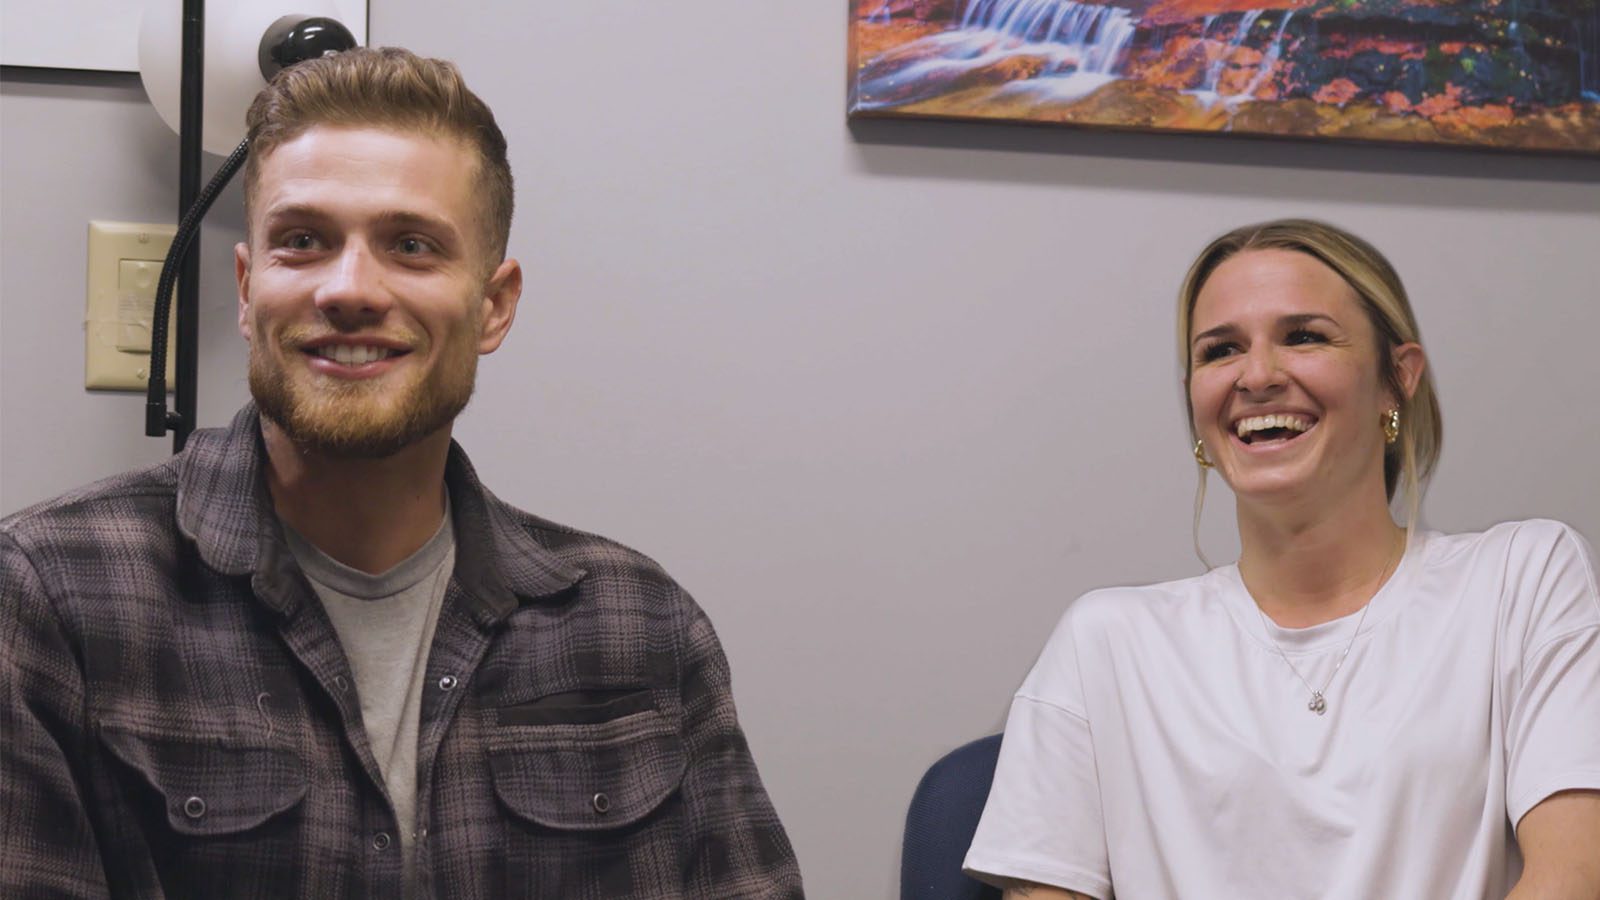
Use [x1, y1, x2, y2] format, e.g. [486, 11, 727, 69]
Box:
[900, 734, 1005, 900]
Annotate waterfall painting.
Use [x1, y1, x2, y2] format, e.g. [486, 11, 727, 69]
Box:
[848, 0, 1600, 153]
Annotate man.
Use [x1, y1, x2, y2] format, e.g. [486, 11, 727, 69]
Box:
[1, 47, 802, 899]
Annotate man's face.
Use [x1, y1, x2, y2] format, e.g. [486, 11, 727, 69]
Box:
[236, 125, 520, 458]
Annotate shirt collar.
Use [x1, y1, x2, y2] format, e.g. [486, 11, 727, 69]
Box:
[175, 403, 271, 578]
[176, 403, 585, 620]
[443, 439, 586, 622]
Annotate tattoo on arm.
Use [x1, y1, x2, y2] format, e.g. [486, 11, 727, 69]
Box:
[997, 878, 1092, 899]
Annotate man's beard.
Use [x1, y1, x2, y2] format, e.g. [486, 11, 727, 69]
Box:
[248, 331, 478, 459]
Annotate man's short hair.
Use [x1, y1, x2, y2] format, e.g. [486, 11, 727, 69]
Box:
[243, 46, 514, 264]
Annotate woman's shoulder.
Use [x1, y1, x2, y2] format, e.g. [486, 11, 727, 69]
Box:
[1426, 519, 1598, 640]
[1065, 569, 1231, 633]
[1427, 518, 1595, 569]
[1018, 572, 1230, 707]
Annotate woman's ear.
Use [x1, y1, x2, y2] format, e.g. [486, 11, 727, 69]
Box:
[1392, 342, 1426, 404]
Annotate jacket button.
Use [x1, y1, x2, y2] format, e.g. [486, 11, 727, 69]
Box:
[372, 831, 392, 851]
[182, 796, 206, 819]
[437, 674, 458, 691]
[591, 792, 611, 814]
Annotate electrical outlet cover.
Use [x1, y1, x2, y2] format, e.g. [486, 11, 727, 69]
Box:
[86, 220, 178, 391]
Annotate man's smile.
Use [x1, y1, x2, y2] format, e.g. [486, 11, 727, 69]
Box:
[290, 336, 417, 377]
[310, 344, 401, 365]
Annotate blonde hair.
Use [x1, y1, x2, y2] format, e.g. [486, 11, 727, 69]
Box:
[242, 46, 513, 263]
[1177, 219, 1443, 530]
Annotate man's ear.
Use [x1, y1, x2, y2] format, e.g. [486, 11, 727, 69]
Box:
[1392, 341, 1426, 403]
[235, 242, 253, 342]
[477, 257, 522, 354]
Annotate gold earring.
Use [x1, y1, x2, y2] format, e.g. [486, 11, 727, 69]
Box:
[1193, 439, 1214, 469]
[1382, 408, 1400, 445]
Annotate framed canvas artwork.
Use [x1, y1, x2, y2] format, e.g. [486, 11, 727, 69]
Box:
[848, 0, 1600, 153]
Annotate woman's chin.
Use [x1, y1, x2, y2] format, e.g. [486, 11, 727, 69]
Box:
[1218, 464, 1321, 505]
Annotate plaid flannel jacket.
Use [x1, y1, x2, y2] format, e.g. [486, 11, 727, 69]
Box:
[1, 405, 802, 899]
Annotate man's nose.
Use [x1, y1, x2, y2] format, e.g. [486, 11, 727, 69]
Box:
[314, 243, 391, 323]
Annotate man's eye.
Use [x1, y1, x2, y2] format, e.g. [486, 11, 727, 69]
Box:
[1199, 342, 1238, 363]
[282, 233, 319, 251]
[395, 237, 433, 256]
[1286, 329, 1327, 346]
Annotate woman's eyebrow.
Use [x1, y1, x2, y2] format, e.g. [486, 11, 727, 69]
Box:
[1281, 313, 1339, 329]
[1192, 313, 1340, 348]
[1191, 323, 1238, 347]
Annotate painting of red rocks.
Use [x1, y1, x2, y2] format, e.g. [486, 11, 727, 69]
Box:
[848, 0, 1600, 152]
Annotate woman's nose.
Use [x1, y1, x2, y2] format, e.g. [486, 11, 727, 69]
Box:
[1234, 344, 1285, 394]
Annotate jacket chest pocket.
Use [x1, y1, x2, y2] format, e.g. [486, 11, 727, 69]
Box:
[99, 727, 309, 897]
[484, 696, 689, 897]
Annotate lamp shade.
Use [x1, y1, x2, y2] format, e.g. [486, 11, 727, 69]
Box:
[138, 0, 351, 155]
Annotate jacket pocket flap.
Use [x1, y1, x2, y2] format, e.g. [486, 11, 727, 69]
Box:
[487, 709, 686, 831]
[100, 727, 308, 836]
[495, 687, 656, 726]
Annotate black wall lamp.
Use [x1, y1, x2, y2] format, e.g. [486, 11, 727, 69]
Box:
[137, 0, 357, 451]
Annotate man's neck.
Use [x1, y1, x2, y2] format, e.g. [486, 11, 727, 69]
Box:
[261, 419, 453, 575]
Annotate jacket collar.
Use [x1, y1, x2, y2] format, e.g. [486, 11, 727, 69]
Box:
[176, 404, 584, 620]
[443, 441, 586, 622]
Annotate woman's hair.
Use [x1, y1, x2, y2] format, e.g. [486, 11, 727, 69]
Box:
[242, 46, 514, 265]
[1176, 219, 1442, 526]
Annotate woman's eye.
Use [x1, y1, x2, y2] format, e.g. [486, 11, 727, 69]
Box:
[1199, 342, 1238, 363]
[1286, 329, 1327, 346]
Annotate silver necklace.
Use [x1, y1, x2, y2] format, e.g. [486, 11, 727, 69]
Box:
[1256, 599, 1372, 715]
[1252, 538, 1401, 716]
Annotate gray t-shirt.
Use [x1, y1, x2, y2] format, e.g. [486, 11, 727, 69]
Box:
[284, 507, 453, 899]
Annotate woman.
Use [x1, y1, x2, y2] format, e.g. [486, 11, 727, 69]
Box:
[962, 220, 1600, 899]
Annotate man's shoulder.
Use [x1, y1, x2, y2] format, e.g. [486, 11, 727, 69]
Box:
[2, 457, 181, 550]
[1, 460, 185, 615]
[482, 495, 683, 593]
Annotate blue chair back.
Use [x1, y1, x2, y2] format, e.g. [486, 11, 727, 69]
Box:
[900, 734, 1004, 900]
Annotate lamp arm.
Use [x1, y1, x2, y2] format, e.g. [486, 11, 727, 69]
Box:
[145, 138, 249, 439]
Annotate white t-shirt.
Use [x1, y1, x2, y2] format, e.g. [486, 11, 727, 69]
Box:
[964, 519, 1600, 900]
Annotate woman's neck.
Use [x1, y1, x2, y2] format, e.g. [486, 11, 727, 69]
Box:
[1235, 496, 1406, 628]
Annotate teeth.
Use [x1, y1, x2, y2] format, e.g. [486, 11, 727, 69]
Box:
[314, 345, 394, 366]
[1234, 414, 1313, 438]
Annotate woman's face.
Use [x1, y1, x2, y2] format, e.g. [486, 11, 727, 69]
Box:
[1186, 249, 1404, 511]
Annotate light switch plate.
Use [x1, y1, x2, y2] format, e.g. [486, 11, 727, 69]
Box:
[86, 221, 178, 391]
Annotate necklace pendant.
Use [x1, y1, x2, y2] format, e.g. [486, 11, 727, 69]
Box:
[1308, 692, 1327, 715]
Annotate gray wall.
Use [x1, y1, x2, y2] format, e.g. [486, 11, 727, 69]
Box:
[1, 68, 249, 503]
[4, 1, 1599, 895]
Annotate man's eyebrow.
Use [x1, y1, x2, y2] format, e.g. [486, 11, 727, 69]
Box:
[371, 209, 462, 241]
[260, 205, 462, 242]
[260, 203, 329, 225]
[1191, 313, 1340, 348]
